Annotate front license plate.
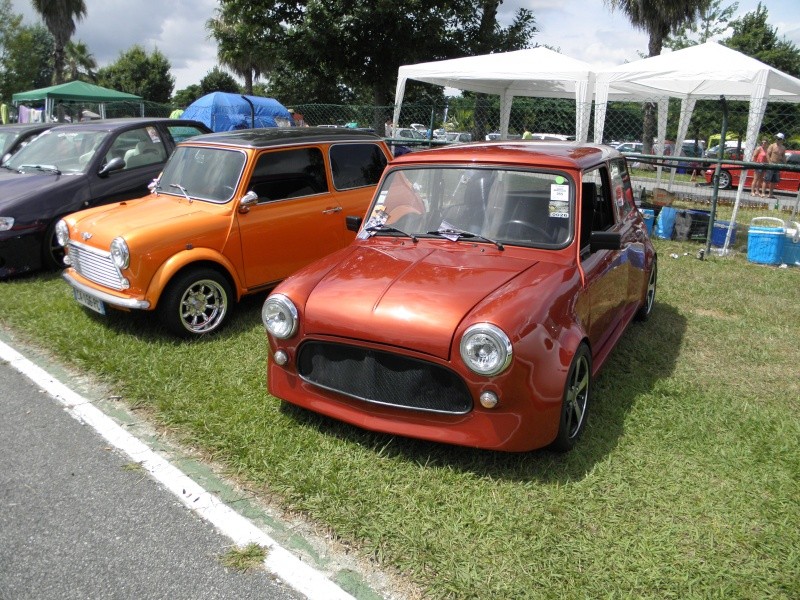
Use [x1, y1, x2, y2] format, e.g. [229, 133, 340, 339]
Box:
[73, 288, 106, 315]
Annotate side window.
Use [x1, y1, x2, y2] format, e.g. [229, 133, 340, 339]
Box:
[248, 147, 328, 202]
[166, 125, 208, 144]
[610, 158, 636, 219]
[105, 126, 167, 171]
[329, 143, 388, 190]
[582, 167, 615, 238]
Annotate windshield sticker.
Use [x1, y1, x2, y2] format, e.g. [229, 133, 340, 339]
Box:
[550, 183, 569, 201]
[437, 220, 461, 241]
[549, 201, 570, 219]
[358, 206, 388, 239]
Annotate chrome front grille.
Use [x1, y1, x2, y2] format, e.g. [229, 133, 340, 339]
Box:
[67, 241, 125, 290]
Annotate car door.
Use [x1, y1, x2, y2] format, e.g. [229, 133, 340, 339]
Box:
[236, 145, 347, 288]
[86, 124, 169, 207]
[578, 166, 630, 355]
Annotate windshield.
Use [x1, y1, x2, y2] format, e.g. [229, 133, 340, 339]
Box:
[156, 146, 246, 203]
[0, 131, 19, 156]
[5, 129, 108, 173]
[360, 166, 574, 248]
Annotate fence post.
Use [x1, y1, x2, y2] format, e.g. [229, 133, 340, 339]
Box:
[704, 96, 728, 259]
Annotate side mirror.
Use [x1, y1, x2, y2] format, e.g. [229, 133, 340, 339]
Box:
[590, 231, 622, 252]
[238, 190, 259, 213]
[98, 156, 125, 177]
[346, 215, 363, 232]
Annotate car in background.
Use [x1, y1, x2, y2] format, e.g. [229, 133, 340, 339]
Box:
[614, 141, 643, 154]
[704, 150, 800, 192]
[443, 131, 473, 143]
[0, 123, 55, 162]
[704, 141, 746, 160]
[394, 127, 428, 141]
[59, 128, 393, 336]
[0, 118, 210, 278]
[262, 142, 657, 452]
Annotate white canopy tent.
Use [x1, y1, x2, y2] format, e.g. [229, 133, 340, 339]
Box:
[393, 48, 596, 142]
[593, 42, 800, 248]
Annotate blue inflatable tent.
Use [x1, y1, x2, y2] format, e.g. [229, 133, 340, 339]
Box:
[181, 92, 293, 132]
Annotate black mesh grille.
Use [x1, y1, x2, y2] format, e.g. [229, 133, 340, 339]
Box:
[297, 341, 472, 414]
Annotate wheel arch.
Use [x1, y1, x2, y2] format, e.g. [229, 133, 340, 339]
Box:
[145, 251, 241, 310]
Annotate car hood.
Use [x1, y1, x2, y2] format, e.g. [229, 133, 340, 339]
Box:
[0, 170, 80, 209]
[301, 243, 535, 360]
[71, 195, 228, 250]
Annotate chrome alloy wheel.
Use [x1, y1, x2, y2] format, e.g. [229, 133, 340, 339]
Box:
[563, 353, 590, 440]
[178, 278, 228, 334]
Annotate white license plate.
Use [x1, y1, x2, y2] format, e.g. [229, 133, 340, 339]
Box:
[73, 288, 106, 315]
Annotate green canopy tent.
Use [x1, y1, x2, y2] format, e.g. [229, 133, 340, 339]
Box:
[12, 81, 143, 122]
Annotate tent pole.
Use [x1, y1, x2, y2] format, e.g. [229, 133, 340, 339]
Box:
[704, 96, 727, 259]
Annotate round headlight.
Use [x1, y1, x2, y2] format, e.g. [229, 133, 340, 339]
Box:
[109, 237, 130, 269]
[262, 294, 298, 339]
[460, 323, 512, 376]
[54, 219, 69, 247]
[0, 216, 15, 232]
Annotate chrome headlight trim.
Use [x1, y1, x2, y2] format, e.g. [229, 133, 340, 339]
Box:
[0, 216, 14, 232]
[459, 323, 513, 376]
[109, 237, 130, 270]
[262, 294, 299, 339]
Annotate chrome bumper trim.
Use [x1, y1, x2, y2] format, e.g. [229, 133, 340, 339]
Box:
[62, 271, 150, 310]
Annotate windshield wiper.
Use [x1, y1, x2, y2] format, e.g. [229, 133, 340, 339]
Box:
[366, 224, 418, 243]
[169, 183, 194, 203]
[426, 227, 504, 251]
[18, 164, 61, 175]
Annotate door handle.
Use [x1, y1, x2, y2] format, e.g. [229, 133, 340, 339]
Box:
[322, 206, 342, 214]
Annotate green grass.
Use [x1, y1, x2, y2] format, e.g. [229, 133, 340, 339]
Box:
[1, 240, 798, 599]
[220, 543, 268, 572]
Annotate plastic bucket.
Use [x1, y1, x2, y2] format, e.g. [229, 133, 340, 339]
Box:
[655, 206, 677, 239]
[641, 209, 655, 236]
[747, 217, 785, 265]
[782, 222, 800, 267]
[711, 220, 736, 247]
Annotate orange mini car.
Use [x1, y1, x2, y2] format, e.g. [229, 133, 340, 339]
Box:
[263, 142, 657, 452]
[58, 128, 391, 336]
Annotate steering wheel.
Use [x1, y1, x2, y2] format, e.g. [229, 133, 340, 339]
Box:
[496, 219, 551, 243]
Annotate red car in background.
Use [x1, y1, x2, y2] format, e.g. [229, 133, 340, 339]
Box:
[704, 150, 800, 192]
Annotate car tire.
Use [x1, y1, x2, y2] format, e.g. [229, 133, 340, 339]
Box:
[158, 268, 233, 337]
[41, 219, 66, 270]
[551, 343, 592, 452]
[718, 170, 732, 189]
[634, 256, 657, 322]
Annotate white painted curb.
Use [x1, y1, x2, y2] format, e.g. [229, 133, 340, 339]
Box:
[0, 339, 356, 600]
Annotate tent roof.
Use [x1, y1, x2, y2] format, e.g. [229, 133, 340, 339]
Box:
[397, 47, 595, 98]
[181, 92, 292, 132]
[12, 80, 142, 103]
[596, 41, 800, 101]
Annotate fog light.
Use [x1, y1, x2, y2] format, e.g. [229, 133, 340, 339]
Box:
[63, 254, 72, 266]
[479, 391, 499, 409]
[273, 350, 288, 366]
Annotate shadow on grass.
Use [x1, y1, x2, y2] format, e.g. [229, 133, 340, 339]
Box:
[279, 302, 687, 485]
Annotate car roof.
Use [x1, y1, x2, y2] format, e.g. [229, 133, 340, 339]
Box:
[185, 126, 383, 149]
[390, 141, 621, 171]
[45, 117, 209, 133]
[0, 122, 55, 133]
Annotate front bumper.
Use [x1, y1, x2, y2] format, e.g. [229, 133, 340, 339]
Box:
[62, 270, 150, 310]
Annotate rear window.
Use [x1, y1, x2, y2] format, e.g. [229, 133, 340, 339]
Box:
[329, 143, 387, 190]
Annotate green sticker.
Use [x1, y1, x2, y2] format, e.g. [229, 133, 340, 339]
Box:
[554, 176, 565, 184]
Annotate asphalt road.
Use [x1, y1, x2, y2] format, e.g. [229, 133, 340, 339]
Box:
[0, 357, 309, 600]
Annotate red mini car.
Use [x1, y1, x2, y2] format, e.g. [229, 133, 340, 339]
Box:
[262, 142, 657, 452]
[704, 150, 800, 192]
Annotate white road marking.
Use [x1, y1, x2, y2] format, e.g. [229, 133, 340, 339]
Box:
[0, 339, 356, 600]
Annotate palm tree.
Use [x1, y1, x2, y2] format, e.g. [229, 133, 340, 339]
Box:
[65, 39, 96, 82]
[605, 0, 711, 153]
[31, 0, 88, 85]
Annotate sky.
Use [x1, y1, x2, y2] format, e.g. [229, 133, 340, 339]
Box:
[10, 0, 800, 93]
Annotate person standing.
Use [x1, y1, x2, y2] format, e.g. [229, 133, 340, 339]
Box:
[751, 139, 769, 197]
[764, 133, 787, 200]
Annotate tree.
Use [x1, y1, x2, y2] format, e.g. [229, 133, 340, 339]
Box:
[206, 1, 297, 95]
[199, 67, 240, 96]
[1, 0, 54, 101]
[604, 0, 712, 152]
[64, 39, 96, 82]
[284, 0, 538, 131]
[31, 0, 87, 84]
[172, 84, 202, 109]
[664, 0, 738, 50]
[723, 2, 800, 77]
[96, 45, 175, 103]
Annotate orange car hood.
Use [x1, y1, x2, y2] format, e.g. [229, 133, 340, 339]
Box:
[302, 243, 535, 360]
[72, 195, 225, 248]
